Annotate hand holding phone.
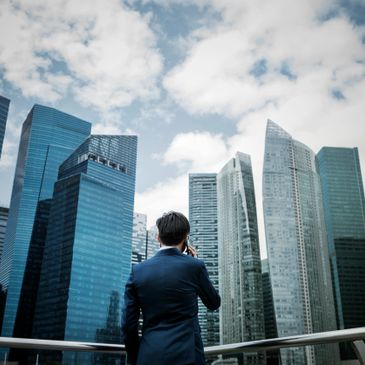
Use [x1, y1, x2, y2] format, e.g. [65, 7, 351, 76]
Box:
[183, 239, 197, 257]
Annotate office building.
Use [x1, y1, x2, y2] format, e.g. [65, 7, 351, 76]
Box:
[0, 105, 91, 340]
[261, 259, 279, 365]
[317, 147, 365, 359]
[0, 207, 8, 263]
[146, 225, 159, 259]
[0, 96, 10, 159]
[189, 173, 220, 346]
[0, 207, 9, 329]
[132, 213, 147, 265]
[32, 135, 137, 365]
[263, 120, 340, 364]
[218, 153, 265, 365]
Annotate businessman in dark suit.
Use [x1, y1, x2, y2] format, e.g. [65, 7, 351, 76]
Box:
[121, 211, 220, 365]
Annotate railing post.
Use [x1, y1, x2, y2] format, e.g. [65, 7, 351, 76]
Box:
[352, 340, 365, 365]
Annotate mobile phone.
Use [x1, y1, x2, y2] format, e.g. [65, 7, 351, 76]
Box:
[183, 239, 190, 255]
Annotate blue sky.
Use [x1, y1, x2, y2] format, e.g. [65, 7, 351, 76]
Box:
[0, 0, 364, 257]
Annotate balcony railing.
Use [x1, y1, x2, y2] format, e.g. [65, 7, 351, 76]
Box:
[0, 327, 364, 364]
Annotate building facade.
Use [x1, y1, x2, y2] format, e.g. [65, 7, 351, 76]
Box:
[0, 105, 91, 340]
[218, 153, 265, 365]
[146, 225, 159, 259]
[32, 135, 137, 365]
[317, 147, 365, 359]
[189, 173, 220, 346]
[261, 259, 280, 365]
[0, 95, 10, 159]
[263, 120, 339, 365]
[132, 213, 148, 265]
[0, 207, 8, 263]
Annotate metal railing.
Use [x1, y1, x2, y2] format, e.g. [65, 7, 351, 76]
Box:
[0, 327, 364, 364]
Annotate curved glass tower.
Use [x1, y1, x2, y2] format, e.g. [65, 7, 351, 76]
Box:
[218, 153, 265, 365]
[263, 120, 339, 365]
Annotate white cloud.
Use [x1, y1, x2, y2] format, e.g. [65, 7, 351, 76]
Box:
[163, 0, 365, 118]
[152, 0, 365, 256]
[135, 174, 189, 228]
[135, 131, 231, 226]
[0, 0, 163, 112]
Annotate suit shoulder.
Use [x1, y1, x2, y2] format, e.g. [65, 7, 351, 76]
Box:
[182, 255, 205, 268]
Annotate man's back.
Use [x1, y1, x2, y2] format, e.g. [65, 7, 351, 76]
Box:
[122, 247, 220, 365]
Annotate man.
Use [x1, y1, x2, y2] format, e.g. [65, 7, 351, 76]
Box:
[121, 211, 221, 365]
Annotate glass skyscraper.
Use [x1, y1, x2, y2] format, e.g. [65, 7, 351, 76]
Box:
[0, 207, 9, 330]
[218, 153, 265, 365]
[0, 207, 8, 263]
[317, 147, 365, 359]
[263, 120, 340, 365]
[0, 105, 91, 340]
[32, 135, 137, 365]
[0, 95, 10, 159]
[146, 225, 159, 259]
[189, 173, 220, 347]
[261, 259, 279, 365]
[132, 212, 147, 265]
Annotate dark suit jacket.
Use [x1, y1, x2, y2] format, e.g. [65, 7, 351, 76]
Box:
[121, 247, 221, 365]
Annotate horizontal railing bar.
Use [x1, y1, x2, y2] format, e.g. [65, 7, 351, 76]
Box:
[0, 327, 364, 356]
[205, 327, 365, 355]
[0, 337, 125, 354]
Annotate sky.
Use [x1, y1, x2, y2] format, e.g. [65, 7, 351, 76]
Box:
[0, 0, 364, 258]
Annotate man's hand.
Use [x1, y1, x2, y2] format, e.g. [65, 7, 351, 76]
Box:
[187, 245, 197, 258]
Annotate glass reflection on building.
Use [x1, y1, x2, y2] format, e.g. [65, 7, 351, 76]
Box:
[32, 135, 137, 365]
[218, 153, 265, 365]
[189, 173, 220, 347]
[263, 120, 340, 365]
[317, 147, 365, 360]
[0, 105, 91, 342]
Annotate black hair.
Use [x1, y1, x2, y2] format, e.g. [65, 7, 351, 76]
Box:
[156, 211, 190, 246]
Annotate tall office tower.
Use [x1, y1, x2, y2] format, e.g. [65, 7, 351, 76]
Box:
[132, 212, 147, 265]
[317, 147, 365, 360]
[0, 95, 10, 159]
[0, 105, 91, 340]
[189, 173, 220, 347]
[32, 135, 137, 365]
[0, 207, 8, 262]
[146, 225, 159, 259]
[0, 207, 9, 329]
[263, 120, 340, 365]
[218, 153, 265, 365]
[261, 259, 279, 365]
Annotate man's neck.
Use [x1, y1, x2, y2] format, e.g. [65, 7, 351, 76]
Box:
[160, 242, 184, 252]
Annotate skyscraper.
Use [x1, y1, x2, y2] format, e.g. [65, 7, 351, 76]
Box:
[189, 173, 220, 346]
[32, 135, 137, 365]
[0, 207, 8, 262]
[261, 260, 277, 341]
[263, 120, 339, 365]
[317, 147, 365, 359]
[261, 259, 279, 365]
[132, 212, 147, 265]
[0, 105, 91, 339]
[0, 207, 9, 330]
[0, 95, 10, 159]
[146, 225, 159, 259]
[217, 153, 265, 365]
